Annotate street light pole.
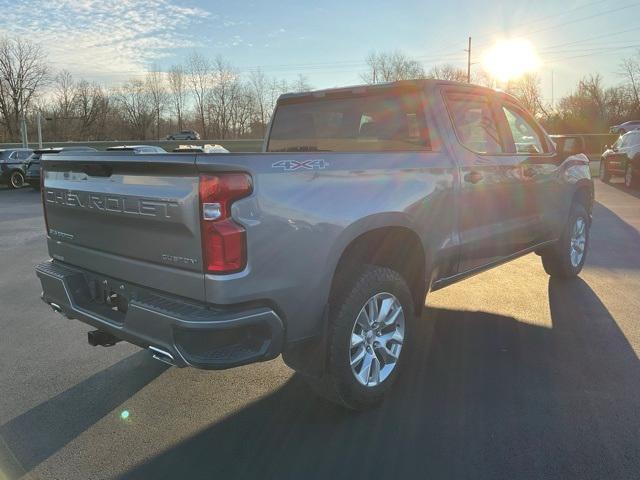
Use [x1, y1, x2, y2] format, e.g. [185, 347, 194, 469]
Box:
[20, 117, 28, 148]
[37, 111, 43, 148]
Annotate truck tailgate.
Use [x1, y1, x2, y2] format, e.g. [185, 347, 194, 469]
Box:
[42, 152, 205, 301]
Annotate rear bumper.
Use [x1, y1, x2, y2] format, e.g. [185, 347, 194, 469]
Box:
[35, 260, 284, 369]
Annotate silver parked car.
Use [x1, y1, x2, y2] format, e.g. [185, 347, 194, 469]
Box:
[166, 130, 200, 141]
[106, 145, 167, 154]
[609, 121, 640, 135]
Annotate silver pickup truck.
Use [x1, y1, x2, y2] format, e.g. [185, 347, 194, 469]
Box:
[35, 80, 593, 409]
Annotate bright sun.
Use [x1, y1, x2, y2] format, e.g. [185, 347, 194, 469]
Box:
[482, 39, 540, 83]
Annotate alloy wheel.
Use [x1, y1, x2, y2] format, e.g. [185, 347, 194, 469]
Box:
[349, 292, 405, 387]
[9, 171, 24, 189]
[569, 217, 587, 268]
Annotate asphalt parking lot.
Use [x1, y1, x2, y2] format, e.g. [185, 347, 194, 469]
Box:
[1, 180, 639, 480]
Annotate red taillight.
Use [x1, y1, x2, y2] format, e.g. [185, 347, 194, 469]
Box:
[199, 173, 252, 274]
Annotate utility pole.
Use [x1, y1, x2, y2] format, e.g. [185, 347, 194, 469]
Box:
[36, 111, 43, 148]
[465, 37, 472, 83]
[551, 70, 555, 111]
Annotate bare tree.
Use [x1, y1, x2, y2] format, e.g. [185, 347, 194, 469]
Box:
[619, 54, 640, 114]
[168, 64, 188, 131]
[248, 69, 269, 135]
[0, 37, 49, 140]
[75, 80, 109, 140]
[187, 52, 210, 138]
[229, 83, 254, 137]
[361, 51, 425, 84]
[146, 68, 167, 140]
[507, 73, 547, 117]
[291, 74, 312, 92]
[115, 79, 154, 139]
[51, 70, 78, 140]
[428, 64, 468, 83]
[209, 56, 239, 139]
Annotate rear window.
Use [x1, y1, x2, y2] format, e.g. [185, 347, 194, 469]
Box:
[267, 91, 430, 152]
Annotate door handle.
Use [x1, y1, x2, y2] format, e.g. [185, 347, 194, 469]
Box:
[464, 171, 483, 184]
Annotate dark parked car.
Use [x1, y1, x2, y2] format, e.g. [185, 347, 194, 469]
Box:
[609, 121, 640, 135]
[0, 148, 33, 189]
[166, 130, 200, 140]
[601, 130, 640, 188]
[550, 135, 585, 159]
[24, 146, 98, 190]
[106, 145, 167, 153]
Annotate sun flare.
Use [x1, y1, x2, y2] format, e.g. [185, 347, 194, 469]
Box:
[482, 39, 540, 83]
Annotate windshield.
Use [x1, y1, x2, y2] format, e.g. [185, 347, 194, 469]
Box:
[268, 91, 431, 152]
[613, 136, 624, 149]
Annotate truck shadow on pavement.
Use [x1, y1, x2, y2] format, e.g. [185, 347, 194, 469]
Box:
[0, 351, 168, 479]
[125, 277, 640, 480]
[606, 181, 640, 200]
[586, 201, 640, 270]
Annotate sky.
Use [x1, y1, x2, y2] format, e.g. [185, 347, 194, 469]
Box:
[0, 0, 638, 102]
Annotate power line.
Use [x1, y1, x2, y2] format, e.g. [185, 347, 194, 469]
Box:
[472, 0, 613, 43]
[474, 1, 640, 49]
[537, 25, 640, 51]
[547, 44, 640, 63]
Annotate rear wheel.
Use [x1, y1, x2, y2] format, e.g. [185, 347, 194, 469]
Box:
[303, 265, 414, 410]
[541, 203, 590, 278]
[600, 160, 610, 183]
[8, 170, 24, 189]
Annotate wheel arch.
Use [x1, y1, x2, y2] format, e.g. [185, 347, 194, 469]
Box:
[328, 215, 429, 316]
[572, 182, 594, 216]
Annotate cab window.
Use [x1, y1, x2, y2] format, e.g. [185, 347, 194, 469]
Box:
[268, 90, 431, 152]
[501, 104, 546, 154]
[445, 93, 503, 154]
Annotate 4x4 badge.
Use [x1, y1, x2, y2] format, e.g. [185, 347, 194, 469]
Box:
[271, 159, 329, 171]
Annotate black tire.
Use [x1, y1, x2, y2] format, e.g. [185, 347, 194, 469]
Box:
[7, 170, 24, 189]
[541, 203, 590, 278]
[600, 160, 610, 183]
[624, 163, 638, 189]
[303, 265, 415, 410]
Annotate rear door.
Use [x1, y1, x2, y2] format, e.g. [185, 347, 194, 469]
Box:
[443, 88, 537, 273]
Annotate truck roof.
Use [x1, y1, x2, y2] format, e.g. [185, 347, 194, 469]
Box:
[278, 79, 507, 103]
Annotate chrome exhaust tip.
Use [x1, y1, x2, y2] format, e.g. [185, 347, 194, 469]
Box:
[149, 346, 175, 366]
[49, 302, 63, 313]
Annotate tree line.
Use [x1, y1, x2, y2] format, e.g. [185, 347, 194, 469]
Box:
[361, 50, 640, 134]
[0, 37, 639, 143]
[0, 38, 310, 143]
